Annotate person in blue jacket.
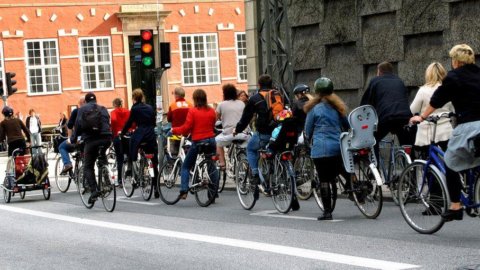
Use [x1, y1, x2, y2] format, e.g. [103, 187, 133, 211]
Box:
[304, 77, 349, 221]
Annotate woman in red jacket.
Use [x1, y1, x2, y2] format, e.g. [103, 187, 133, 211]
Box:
[172, 89, 218, 199]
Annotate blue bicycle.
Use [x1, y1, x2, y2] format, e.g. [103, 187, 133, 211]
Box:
[398, 113, 480, 234]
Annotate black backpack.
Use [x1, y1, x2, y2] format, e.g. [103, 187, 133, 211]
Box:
[82, 104, 103, 134]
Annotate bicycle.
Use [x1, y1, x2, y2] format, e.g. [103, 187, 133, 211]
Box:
[378, 134, 412, 205]
[218, 135, 249, 193]
[77, 145, 116, 212]
[398, 113, 480, 234]
[158, 139, 219, 207]
[54, 142, 83, 193]
[293, 141, 314, 200]
[120, 135, 155, 201]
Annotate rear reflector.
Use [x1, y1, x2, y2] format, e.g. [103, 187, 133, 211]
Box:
[145, 154, 154, 159]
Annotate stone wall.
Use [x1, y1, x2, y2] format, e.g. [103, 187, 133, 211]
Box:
[287, 0, 480, 106]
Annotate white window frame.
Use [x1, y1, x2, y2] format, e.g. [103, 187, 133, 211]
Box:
[0, 42, 5, 93]
[235, 32, 248, 82]
[179, 33, 221, 86]
[79, 36, 114, 91]
[24, 38, 62, 96]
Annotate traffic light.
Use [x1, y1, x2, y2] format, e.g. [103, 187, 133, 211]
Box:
[6, 72, 17, 96]
[140, 29, 155, 68]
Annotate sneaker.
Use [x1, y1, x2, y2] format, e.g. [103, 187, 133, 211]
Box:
[317, 212, 333, 221]
[61, 164, 73, 175]
[88, 191, 100, 204]
[441, 208, 463, 222]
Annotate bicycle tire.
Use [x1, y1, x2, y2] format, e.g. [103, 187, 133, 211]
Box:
[234, 151, 247, 182]
[272, 161, 294, 213]
[353, 156, 383, 219]
[236, 158, 257, 210]
[43, 178, 51, 200]
[158, 160, 182, 205]
[140, 157, 153, 201]
[474, 172, 480, 217]
[194, 159, 218, 207]
[313, 177, 338, 212]
[121, 162, 135, 198]
[390, 150, 410, 206]
[3, 177, 11, 203]
[100, 166, 116, 212]
[398, 161, 447, 234]
[54, 157, 71, 193]
[77, 165, 94, 209]
[294, 155, 314, 200]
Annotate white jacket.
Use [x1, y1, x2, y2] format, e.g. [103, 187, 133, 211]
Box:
[410, 83, 454, 146]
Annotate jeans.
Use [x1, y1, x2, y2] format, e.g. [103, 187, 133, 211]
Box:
[59, 140, 75, 166]
[247, 132, 271, 175]
[83, 137, 112, 192]
[180, 138, 218, 192]
[30, 133, 42, 155]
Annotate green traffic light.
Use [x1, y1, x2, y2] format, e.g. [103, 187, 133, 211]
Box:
[142, 56, 153, 67]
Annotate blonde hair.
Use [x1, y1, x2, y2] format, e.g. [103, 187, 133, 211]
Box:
[449, 44, 475, 64]
[132, 88, 145, 103]
[424, 62, 447, 87]
[304, 93, 347, 117]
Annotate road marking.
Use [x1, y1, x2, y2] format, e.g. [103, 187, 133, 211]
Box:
[0, 205, 418, 270]
[251, 210, 344, 222]
[117, 196, 160, 206]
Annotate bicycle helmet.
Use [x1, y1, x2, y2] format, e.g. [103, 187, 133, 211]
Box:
[2, 106, 13, 117]
[293, 84, 310, 95]
[276, 109, 293, 122]
[313, 77, 334, 96]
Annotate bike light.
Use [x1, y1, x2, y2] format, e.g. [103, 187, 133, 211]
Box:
[281, 152, 293, 161]
[211, 155, 219, 161]
[145, 154, 154, 159]
[358, 148, 370, 156]
[403, 146, 412, 155]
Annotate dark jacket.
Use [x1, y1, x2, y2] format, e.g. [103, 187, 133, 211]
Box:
[0, 118, 31, 143]
[72, 101, 112, 142]
[430, 64, 480, 125]
[25, 115, 41, 133]
[361, 73, 412, 124]
[122, 102, 156, 142]
[292, 96, 309, 132]
[67, 108, 78, 130]
[235, 89, 274, 134]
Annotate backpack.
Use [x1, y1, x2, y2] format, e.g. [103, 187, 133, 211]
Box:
[259, 90, 285, 123]
[82, 104, 103, 134]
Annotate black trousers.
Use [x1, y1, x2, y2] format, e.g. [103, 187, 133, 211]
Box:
[313, 156, 348, 213]
[8, 139, 26, 156]
[374, 118, 412, 159]
[84, 138, 112, 192]
[446, 165, 462, 203]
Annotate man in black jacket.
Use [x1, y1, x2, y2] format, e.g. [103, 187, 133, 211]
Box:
[361, 62, 413, 156]
[72, 92, 112, 203]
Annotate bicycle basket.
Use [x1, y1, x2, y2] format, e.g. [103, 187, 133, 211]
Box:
[167, 136, 181, 157]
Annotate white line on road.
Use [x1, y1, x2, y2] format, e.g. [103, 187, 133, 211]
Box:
[251, 210, 344, 222]
[116, 196, 160, 206]
[0, 205, 419, 270]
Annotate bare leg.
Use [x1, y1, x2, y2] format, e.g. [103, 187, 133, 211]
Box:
[217, 146, 225, 167]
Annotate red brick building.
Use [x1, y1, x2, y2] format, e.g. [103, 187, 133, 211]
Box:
[0, 0, 247, 126]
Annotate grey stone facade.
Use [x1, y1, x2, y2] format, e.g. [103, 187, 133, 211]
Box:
[287, 0, 480, 106]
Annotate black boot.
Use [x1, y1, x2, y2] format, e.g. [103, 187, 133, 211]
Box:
[318, 183, 333, 220]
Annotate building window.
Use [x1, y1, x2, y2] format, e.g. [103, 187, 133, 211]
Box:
[25, 39, 61, 94]
[235, 32, 247, 82]
[79, 37, 114, 90]
[180, 34, 220, 85]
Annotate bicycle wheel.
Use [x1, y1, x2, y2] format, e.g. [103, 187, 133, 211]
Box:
[54, 157, 71, 193]
[272, 161, 294, 213]
[294, 155, 314, 200]
[140, 158, 153, 201]
[398, 161, 447, 234]
[43, 178, 51, 200]
[121, 162, 135, 198]
[100, 167, 116, 212]
[158, 159, 182, 205]
[76, 165, 94, 209]
[194, 159, 219, 207]
[234, 151, 247, 182]
[3, 177, 11, 203]
[353, 156, 383, 219]
[390, 150, 410, 205]
[313, 177, 338, 212]
[236, 158, 257, 210]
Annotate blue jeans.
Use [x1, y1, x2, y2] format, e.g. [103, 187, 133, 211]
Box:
[180, 138, 218, 192]
[247, 132, 271, 175]
[59, 140, 75, 166]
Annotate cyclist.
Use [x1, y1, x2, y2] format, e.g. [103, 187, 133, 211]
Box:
[361, 61, 413, 158]
[304, 77, 349, 221]
[172, 89, 218, 200]
[291, 83, 311, 135]
[410, 44, 480, 222]
[121, 88, 160, 198]
[215, 83, 249, 170]
[72, 92, 112, 204]
[167, 87, 192, 128]
[59, 96, 85, 174]
[110, 98, 131, 187]
[0, 106, 30, 157]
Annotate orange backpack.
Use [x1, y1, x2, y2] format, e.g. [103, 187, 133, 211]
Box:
[259, 89, 285, 122]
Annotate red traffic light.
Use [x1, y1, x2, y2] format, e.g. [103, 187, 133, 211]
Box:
[141, 30, 153, 41]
